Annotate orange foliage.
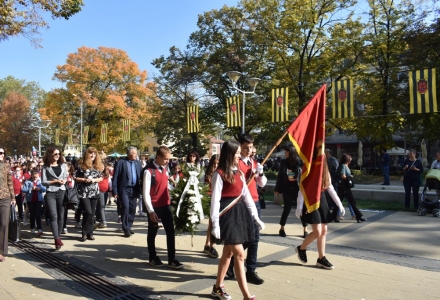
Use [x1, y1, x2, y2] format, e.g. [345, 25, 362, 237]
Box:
[0, 92, 35, 155]
[43, 46, 157, 151]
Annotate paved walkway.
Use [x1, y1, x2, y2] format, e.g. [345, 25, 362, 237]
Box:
[1, 191, 440, 299]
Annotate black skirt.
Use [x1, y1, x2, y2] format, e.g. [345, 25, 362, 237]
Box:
[301, 192, 332, 224]
[215, 197, 255, 245]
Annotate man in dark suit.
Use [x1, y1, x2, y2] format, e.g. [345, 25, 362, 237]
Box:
[112, 146, 142, 237]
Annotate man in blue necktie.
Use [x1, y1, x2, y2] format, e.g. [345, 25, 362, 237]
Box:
[112, 146, 142, 237]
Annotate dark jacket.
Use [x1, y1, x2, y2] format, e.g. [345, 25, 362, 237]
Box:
[274, 158, 303, 194]
[112, 158, 142, 197]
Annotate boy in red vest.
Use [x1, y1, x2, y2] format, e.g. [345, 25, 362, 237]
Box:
[142, 146, 183, 269]
[227, 133, 267, 285]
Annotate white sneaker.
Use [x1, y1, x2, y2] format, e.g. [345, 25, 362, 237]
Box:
[31, 229, 35, 234]
[23, 221, 28, 226]
[138, 212, 146, 217]
[62, 228, 68, 234]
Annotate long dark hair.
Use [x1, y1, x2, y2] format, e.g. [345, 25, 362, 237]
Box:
[43, 147, 66, 167]
[340, 154, 351, 165]
[218, 140, 239, 184]
[286, 144, 299, 165]
[186, 150, 200, 164]
[205, 154, 219, 184]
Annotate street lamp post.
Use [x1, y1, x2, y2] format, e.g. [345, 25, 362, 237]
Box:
[227, 71, 261, 134]
[30, 119, 51, 157]
[72, 94, 84, 154]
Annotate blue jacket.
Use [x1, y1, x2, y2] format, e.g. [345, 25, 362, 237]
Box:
[112, 158, 142, 197]
[22, 179, 46, 202]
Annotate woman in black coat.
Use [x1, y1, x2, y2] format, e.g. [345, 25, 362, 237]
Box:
[274, 145, 307, 237]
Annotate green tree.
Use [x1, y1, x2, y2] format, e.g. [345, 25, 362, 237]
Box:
[0, 0, 84, 47]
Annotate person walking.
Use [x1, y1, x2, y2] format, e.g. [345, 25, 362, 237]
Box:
[75, 147, 104, 241]
[11, 165, 25, 221]
[402, 149, 423, 209]
[0, 147, 15, 262]
[381, 149, 390, 185]
[210, 139, 264, 300]
[22, 170, 46, 236]
[112, 146, 142, 237]
[142, 146, 183, 269]
[202, 154, 219, 258]
[430, 151, 440, 201]
[234, 133, 267, 285]
[275, 144, 308, 237]
[295, 160, 346, 269]
[333, 154, 366, 223]
[42, 147, 68, 250]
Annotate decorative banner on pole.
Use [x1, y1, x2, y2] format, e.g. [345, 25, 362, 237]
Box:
[226, 96, 241, 128]
[122, 119, 130, 142]
[272, 87, 289, 122]
[409, 68, 437, 114]
[332, 79, 354, 118]
[68, 128, 73, 144]
[100, 123, 108, 143]
[187, 105, 200, 133]
[288, 85, 326, 213]
[55, 129, 60, 145]
[83, 126, 89, 144]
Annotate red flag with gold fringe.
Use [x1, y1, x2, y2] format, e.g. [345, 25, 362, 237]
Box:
[287, 85, 326, 213]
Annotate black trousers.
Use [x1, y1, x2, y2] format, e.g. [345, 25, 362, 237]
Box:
[279, 184, 300, 226]
[333, 185, 363, 219]
[147, 205, 175, 263]
[29, 202, 42, 230]
[81, 197, 98, 236]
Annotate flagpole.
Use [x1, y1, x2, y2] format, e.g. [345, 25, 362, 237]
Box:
[247, 128, 290, 186]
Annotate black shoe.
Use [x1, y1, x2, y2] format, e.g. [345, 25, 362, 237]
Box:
[295, 246, 307, 264]
[279, 229, 286, 237]
[168, 259, 184, 269]
[246, 271, 264, 285]
[149, 256, 163, 267]
[316, 256, 334, 270]
[124, 231, 131, 237]
[303, 231, 309, 238]
[129, 229, 135, 234]
[333, 219, 340, 223]
[356, 217, 367, 223]
[226, 263, 235, 278]
[86, 234, 95, 240]
[79, 235, 87, 242]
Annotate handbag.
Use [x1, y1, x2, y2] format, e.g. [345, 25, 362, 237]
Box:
[64, 183, 80, 208]
[346, 176, 355, 188]
[8, 204, 21, 242]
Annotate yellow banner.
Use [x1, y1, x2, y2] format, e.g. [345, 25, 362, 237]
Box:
[409, 68, 437, 114]
[100, 123, 108, 143]
[83, 126, 89, 144]
[68, 128, 73, 144]
[332, 79, 354, 118]
[272, 87, 289, 122]
[187, 105, 199, 133]
[226, 96, 241, 128]
[122, 119, 130, 142]
[55, 129, 60, 145]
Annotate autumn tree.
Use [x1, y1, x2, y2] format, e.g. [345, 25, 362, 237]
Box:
[42, 46, 156, 153]
[0, 92, 36, 155]
[0, 0, 84, 47]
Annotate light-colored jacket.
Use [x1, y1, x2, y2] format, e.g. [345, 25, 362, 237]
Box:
[42, 164, 68, 192]
[22, 179, 46, 202]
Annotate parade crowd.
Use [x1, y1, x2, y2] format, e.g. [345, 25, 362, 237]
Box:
[0, 140, 437, 300]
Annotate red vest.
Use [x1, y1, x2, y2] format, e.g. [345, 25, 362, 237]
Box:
[217, 169, 243, 198]
[149, 167, 170, 208]
[238, 159, 258, 202]
[12, 175, 24, 195]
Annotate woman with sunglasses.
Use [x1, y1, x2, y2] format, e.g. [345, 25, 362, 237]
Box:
[0, 147, 15, 262]
[75, 147, 104, 242]
[42, 147, 68, 250]
[186, 150, 201, 172]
